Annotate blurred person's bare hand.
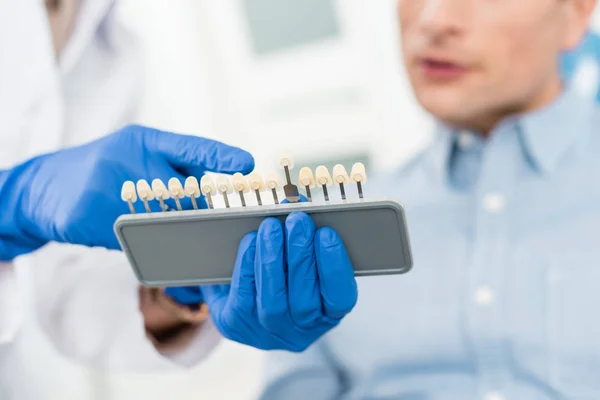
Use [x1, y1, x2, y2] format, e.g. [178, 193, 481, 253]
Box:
[139, 287, 209, 354]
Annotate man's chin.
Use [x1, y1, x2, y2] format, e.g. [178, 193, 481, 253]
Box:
[415, 89, 477, 124]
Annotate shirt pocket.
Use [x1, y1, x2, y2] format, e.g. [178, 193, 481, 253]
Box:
[546, 255, 600, 396]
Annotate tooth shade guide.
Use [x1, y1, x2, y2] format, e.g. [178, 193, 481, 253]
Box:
[168, 178, 185, 211]
[232, 174, 249, 207]
[215, 176, 233, 208]
[349, 163, 367, 199]
[184, 177, 201, 210]
[332, 164, 350, 201]
[136, 180, 154, 213]
[121, 181, 137, 214]
[298, 167, 315, 202]
[238, 191, 247, 207]
[254, 189, 263, 206]
[271, 188, 279, 204]
[152, 179, 170, 212]
[248, 171, 265, 206]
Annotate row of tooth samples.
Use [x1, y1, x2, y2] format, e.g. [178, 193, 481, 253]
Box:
[120, 162, 367, 214]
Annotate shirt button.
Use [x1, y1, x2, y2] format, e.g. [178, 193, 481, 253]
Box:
[483, 392, 504, 400]
[474, 286, 495, 306]
[483, 193, 505, 213]
[457, 132, 474, 149]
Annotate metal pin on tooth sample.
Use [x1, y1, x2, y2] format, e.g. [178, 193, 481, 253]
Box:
[298, 167, 316, 202]
[184, 176, 201, 209]
[332, 164, 350, 200]
[216, 175, 233, 208]
[121, 181, 137, 214]
[151, 179, 170, 212]
[248, 171, 266, 206]
[232, 173, 250, 207]
[280, 153, 300, 203]
[200, 175, 217, 209]
[136, 179, 154, 213]
[350, 163, 367, 199]
[168, 178, 185, 211]
[315, 166, 333, 202]
[266, 171, 282, 204]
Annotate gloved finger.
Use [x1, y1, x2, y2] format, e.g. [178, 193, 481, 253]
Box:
[255, 218, 290, 332]
[199, 284, 231, 317]
[315, 227, 358, 320]
[285, 212, 321, 327]
[165, 286, 204, 305]
[139, 125, 255, 175]
[227, 232, 258, 312]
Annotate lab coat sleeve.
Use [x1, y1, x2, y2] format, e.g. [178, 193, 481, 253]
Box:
[31, 243, 221, 371]
[0, 262, 21, 345]
[258, 339, 344, 400]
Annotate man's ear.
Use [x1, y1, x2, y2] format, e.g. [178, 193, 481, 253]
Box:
[562, 0, 597, 50]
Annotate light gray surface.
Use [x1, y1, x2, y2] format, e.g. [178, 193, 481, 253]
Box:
[114, 200, 413, 287]
[241, 0, 340, 55]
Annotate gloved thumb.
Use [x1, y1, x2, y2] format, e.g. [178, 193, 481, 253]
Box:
[199, 284, 231, 311]
[133, 125, 255, 175]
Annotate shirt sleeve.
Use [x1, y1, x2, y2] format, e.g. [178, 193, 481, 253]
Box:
[0, 262, 22, 345]
[30, 243, 220, 371]
[258, 339, 344, 400]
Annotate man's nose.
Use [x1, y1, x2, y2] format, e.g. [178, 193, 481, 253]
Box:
[419, 0, 467, 38]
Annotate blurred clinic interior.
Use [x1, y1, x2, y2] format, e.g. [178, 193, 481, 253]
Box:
[4, 0, 600, 399]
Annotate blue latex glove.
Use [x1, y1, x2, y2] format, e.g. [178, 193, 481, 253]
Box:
[168, 211, 358, 352]
[0, 124, 254, 260]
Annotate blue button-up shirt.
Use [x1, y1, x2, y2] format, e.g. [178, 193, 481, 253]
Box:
[259, 88, 600, 400]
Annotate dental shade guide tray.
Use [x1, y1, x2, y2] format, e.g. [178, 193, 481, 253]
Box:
[114, 156, 413, 287]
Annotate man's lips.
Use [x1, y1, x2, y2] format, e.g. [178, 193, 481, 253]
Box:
[418, 57, 469, 80]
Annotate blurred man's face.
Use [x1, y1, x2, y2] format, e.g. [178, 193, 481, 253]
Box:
[398, 0, 594, 132]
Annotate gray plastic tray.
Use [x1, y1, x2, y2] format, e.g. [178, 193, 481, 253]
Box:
[114, 199, 413, 287]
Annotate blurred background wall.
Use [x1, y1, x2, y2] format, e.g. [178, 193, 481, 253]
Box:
[12, 0, 600, 399]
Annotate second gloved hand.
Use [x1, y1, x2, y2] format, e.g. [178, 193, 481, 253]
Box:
[0, 125, 254, 260]
[173, 212, 359, 352]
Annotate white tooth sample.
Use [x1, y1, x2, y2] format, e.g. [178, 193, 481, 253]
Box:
[232, 173, 250, 207]
[152, 179, 170, 212]
[121, 181, 137, 213]
[298, 167, 316, 201]
[350, 163, 367, 199]
[332, 164, 349, 184]
[216, 175, 233, 208]
[184, 176, 201, 209]
[279, 152, 295, 169]
[350, 162, 367, 183]
[315, 166, 333, 201]
[315, 166, 333, 186]
[136, 179, 154, 212]
[168, 177, 185, 210]
[200, 175, 217, 209]
[248, 171, 266, 206]
[265, 171, 282, 204]
[332, 164, 350, 200]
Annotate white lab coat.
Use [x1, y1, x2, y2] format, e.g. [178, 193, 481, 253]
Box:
[0, 0, 219, 396]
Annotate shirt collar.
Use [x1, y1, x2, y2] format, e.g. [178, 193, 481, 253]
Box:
[431, 85, 594, 177]
[518, 86, 594, 174]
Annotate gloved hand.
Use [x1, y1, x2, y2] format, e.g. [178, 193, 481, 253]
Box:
[167, 211, 358, 352]
[0, 124, 254, 260]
